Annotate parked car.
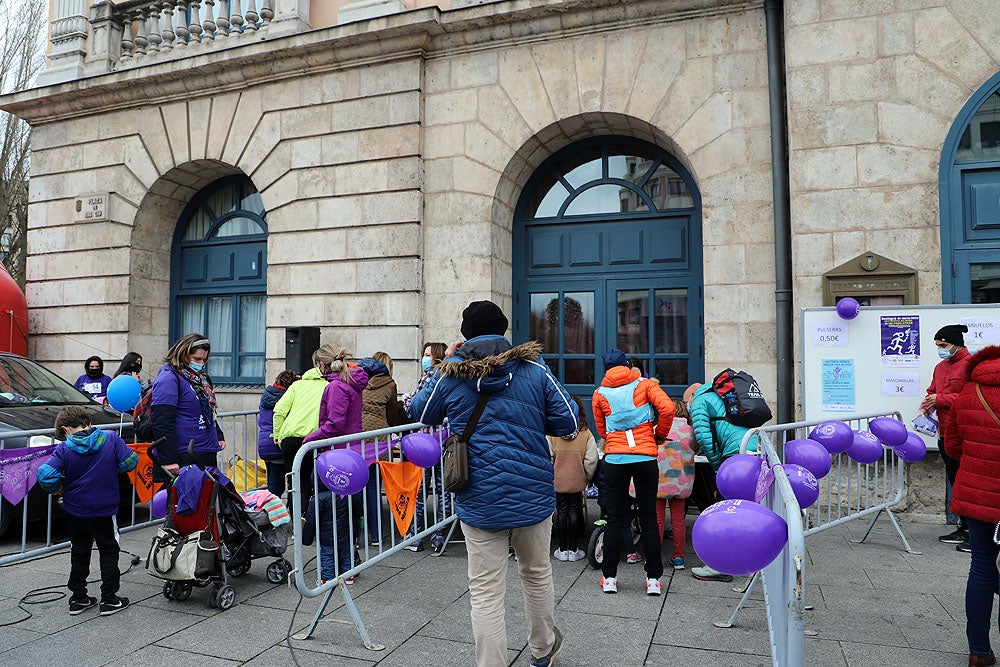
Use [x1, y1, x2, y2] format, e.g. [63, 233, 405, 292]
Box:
[0, 353, 134, 537]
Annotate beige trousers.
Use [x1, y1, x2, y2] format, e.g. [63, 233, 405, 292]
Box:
[461, 517, 556, 667]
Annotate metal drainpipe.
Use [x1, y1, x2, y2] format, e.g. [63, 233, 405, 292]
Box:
[764, 0, 794, 423]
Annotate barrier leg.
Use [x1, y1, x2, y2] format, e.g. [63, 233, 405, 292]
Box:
[291, 578, 386, 650]
[713, 572, 759, 628]
[850, 507, 921, 554]
[293, 588, 335, 641]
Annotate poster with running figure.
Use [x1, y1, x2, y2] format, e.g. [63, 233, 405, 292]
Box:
[879, 315, 920, 368]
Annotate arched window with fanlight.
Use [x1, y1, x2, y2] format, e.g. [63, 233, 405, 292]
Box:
[172, 176, 267, 385]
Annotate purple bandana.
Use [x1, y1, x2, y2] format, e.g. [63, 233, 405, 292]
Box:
[0, 445, 57, 505]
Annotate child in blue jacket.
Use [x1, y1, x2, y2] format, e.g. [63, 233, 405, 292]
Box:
[36, 407, 139, 616]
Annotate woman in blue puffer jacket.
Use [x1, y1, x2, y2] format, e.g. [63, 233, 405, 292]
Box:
[257, 369, 299, 496]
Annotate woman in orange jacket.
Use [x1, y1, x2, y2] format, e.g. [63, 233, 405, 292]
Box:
[592, 349, 675, 596]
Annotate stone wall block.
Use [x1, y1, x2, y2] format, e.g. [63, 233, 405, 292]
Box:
[187, 97, 211, 161]
[689, 131, 749, 182]
[354, 326, 418, 361]
[787, 66, 827, 109]
[652, 56, 714, 136]
[387, 157, 421, 191]
[703, 244, 746, 283]
[122, 136, 161, 190]
[359, 59, 420, 97]
[268, 295, 326, 326]
[675, 92, 732, 155]
[288, 138, 325, 171]
[452, 157, 499, 196]
[425, 89, 478, 126]
[424, 59, 451, 95]
[531, 41, 581, 120]
[357, 258, 420, 292]
[498, 48, 555, 131]
[360, 125, 420, 160]
[914, 8, 995, 86]
[831, 230, 867, 266]
[786, 19, 878, 67]
[714, 50, 767, 92]
[260, 171, 298, 213]
[857, 144, 937, 187]
[794, 185, 938, 234]
[731, 89, 771, 129]
[302, 69, 361, 107]
[463, 124, 510, 173]
[281, 261, 358, 295]
[322, 132, 362, 165]
[253, 141, 292, 193]
[791, 146, 858, 191]
[383, 293, 420, 327]
[949, 3, 1000, 63]
[625, 25, 686, 120]
[820, 0, 893, 21]
[334, 161, 388, 195]
[878, 13, 913, 56]
[877, 102, 948, 149]
[206, 92, 241, 160]
[452, 51, 499, 89]
[138, 106, 176, 175]
[222, 89, 264, 166]
[281, 105, 333, 140]
[423, 158, 455, 194]
[423, 255, 491, 294]
[160, 100, 191, 166]
[791, 232, 834, 276]
[574, 36, 605, 113]
[424, 124, 465, 160]
[893, 55, 969, 118]
[476, 87, 531, 152]
[829, 62, 894, 103]
[238, 113, 281, 178]
[685, 16, 731, 58]
[601, 31, 648, 113]
[297, 165, 339, 199]
[388, 91, 421, 126]
[360, 190, 420, 225]
[790, 105, 877, 150]
[260, 78, 303, 114]
[316, 197, 362, 229]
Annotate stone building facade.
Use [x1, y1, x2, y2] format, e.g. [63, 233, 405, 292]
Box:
[2, 0, 999, 429]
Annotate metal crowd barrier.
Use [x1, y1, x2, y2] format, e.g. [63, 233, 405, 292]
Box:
[719, 412, 918, 664]
[289, 422, 457, 649]
[0, 410, 262, 565]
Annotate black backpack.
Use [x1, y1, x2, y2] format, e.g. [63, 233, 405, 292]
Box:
[131, 385, 154, 442]
[710, 368, 772, 428]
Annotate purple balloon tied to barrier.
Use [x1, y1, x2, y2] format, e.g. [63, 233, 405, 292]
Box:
[869, 417, 908, 448]
[836, 297, 860, 320]
[151, 489, 168, 519]
[438, 428, 450, 442]
[316, 449, 369, 495]
[808, 420, 854, 454]
[893, 431, 927, 463]
[692, 499, 788, 576]
[716, 453, 763, 501]
[400, 432, 442, 468]
[784, 438, 832, 480]
[106, 374, 142, 412]
[847, 430, 884, 465]
[782, 463, 820, 509]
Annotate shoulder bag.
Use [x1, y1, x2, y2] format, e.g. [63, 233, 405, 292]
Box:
[442, 392, 491, 493]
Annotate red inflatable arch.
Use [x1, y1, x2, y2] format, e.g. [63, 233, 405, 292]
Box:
[0, 264, 28, 356]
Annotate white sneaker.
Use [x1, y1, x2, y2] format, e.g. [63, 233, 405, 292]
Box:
[566, 549, 586, 562]
[600, 576, 618, 593]
[553, 549, 569, 562]
[646, 578, 662, 596]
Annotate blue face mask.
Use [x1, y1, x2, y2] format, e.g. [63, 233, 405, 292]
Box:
[421, 357, 433, 372]
[937, 347, 953, 360]
[189, 362, 205, 373]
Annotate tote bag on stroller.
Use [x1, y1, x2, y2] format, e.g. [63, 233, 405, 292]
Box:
[147, 527, 219, 581]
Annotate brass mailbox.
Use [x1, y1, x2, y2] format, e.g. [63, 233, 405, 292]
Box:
[822, 252, 919, 306]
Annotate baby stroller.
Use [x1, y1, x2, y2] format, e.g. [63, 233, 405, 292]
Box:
[223, 490, 292, 585]
[146, 461, 239, 610]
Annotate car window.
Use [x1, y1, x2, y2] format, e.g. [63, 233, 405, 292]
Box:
[0, 357, 92, 405]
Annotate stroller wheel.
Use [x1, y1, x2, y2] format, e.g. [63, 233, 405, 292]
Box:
[266, 559, 288, 584]
[215, 584, 236, 611]
[162, 581, 174, 600]
[587, 525, 605, 570]
[226, 556, 251, 577]
[173, 582, 193, 601]
[208, 583, 220, 608]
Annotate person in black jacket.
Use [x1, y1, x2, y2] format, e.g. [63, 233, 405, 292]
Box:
[302, 488, 361, 584]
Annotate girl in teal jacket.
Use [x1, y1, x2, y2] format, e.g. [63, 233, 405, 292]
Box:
[689, 383, 758, 470]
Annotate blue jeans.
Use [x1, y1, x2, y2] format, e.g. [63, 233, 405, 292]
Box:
[319, 494, 362, 581]
[363, 465, 381, 544]
[264, 459, 285, 497]
[966, 518, 1000, 658]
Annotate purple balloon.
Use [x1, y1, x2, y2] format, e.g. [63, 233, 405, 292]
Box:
[438, 427, 450, 442]
[716, 454, 763, 501]
[401, 432, 442, 468]
[785, 438, 832, 479]
[808, 420, 854, 454]
[782, 464, 819, 509]
[836, 297, 860, 320]
[151, 489, 168, 519]
[893, 431, 927, 463]
[692, 499, 788, 576]
[869, 417, 907, 448]
[316, 449, 369, 495]
[847, 430, 884, 465]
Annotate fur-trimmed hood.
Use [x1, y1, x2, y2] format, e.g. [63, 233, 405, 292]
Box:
[438, 337, 542, 379]
[967, 345, 1000, 386]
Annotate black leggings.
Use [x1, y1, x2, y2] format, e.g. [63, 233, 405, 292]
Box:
[555, 492, 584, 552]
[281, 436, 314, 515]
[602, 459, 663, 579]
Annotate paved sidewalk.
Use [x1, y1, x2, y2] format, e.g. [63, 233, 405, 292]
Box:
[0, 514, 995, 666]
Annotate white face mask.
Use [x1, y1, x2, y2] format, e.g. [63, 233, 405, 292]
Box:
[937, 346, 954, 360]
[421, 356, 433, 372]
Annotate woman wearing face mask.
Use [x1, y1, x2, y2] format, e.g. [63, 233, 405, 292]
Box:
[402, 342, 446, 420]
[112, 352, 146, 389]
[74, 356, 112, 403]
[921, 324, 974, 549]
[150, 334, 226, 484]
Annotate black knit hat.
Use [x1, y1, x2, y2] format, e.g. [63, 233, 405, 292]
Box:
[461, 300, 509, 340]
[602, 349, 629, 372]
[934, 324, 968, 347]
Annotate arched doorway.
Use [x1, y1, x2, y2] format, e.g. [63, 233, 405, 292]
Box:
[940, 72, 1000, 304]
[171, 175, 268, 385]
[512, 136, 703, 401]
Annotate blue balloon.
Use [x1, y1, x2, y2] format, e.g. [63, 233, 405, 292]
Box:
[107, 375, 142, 412]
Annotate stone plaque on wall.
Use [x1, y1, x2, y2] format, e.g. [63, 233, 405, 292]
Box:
[74, 193, 108, 222]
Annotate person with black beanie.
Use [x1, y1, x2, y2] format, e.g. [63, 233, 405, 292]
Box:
[921, 324, 974, 549]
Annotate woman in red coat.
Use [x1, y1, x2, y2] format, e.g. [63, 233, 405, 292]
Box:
[944, 345, 1000, 667]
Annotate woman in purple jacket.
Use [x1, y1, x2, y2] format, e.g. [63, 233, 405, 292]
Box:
[151, 333, 226, 483]
[304, 347, 368, 577]
[257, 369, 299, 495]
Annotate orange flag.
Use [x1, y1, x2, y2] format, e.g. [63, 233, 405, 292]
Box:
[377, 460, 423, 536]
[127, 442, 162, 505]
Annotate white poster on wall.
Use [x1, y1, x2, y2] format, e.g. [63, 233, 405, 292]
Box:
[881, 371, 921, 397]
[960, 316, 1000, 346]
[812, 321, 848, 347]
